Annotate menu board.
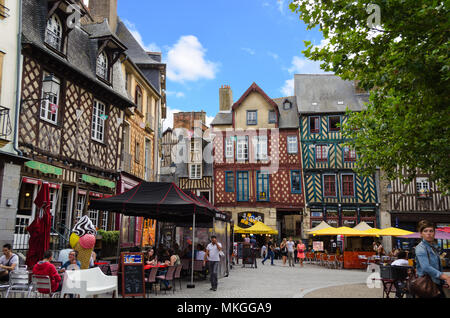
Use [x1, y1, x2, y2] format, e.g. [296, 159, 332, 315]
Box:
[121, 253, 145, 298]
[313, 241, 324, 252]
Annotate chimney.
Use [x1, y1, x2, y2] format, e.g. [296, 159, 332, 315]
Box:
[219, 85, 233, 112]
[86, 0, 118, 32]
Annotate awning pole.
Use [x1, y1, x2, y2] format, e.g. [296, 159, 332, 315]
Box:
[116, 213, 123, 261]
[187, 209, 196, 288]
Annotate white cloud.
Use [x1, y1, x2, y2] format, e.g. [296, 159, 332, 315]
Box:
[167, 35, 219, 83]
[123, 20, 161, 52]
[277, 0, 285, 13]
[242, 47, 256, 55]
[268, 52, 279, 60]
[166, 91, 185, 98]
[205, 115, 214, 127]
[287, 55, 329, 74]
[281, 79, 294, 96]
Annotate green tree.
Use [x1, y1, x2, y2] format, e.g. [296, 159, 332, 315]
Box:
[290, 0, 450, 192]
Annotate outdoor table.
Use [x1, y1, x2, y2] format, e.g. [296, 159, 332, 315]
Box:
[94, 262, 109, 266]
[144, 264, 168, 271]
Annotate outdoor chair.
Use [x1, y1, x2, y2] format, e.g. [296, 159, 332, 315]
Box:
[314, 253, 322, 265]
[326, 255, 336, 269]
[337, 255, 344, 269]
[109, 264, 119, 276]
[98, 264, 111, 276]
[145, 267, 159, 296]
[174, 264, 183, 291]
[181, 259, 190, 276]
[31, 275, 60, 298]
[5, 270, 33, 298]
[320, 253, 328, 267]
[156, 265, 176, 294]
[60, 267, 118, 298]
[193, 260, 207, 280]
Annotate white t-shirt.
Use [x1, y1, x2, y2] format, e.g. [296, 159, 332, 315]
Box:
[0, 254, 19, 271]
[286, 241, 295, 253]
[206, 242, 222, 262]
[196, 250, 206, 261]
[391, 259, 409, 267]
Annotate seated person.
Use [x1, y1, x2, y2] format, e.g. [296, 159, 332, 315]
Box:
[89, 250, 97, 268]
[32, 250, 61, 294]
[195, 244, 206, 261]
[60, 250, 81, 272]
[0, 244, 19, 282]
[144, 248, 158, 266]
[391, 250, 409, 298]
[169, 248, 181, 266]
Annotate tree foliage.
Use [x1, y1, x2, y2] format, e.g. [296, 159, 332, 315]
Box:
[289, 0, 450, 192]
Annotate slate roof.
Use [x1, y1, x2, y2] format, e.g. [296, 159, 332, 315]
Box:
[273, 96, 300, 129]
[22, 0, 131, 106]
[294, 74, 369, 114]
[211, 111, 232, 126]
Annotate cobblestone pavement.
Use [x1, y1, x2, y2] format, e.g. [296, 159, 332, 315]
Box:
[143, 259, 382, 298]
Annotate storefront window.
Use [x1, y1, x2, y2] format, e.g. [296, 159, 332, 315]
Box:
[311, 220, 322, 228]
[327, 208, 338, 218]
[360, 209, 376, 218]
[343, 219, 357, 228]
[342, 209, 357, 218]
[328, 219, 339, 228]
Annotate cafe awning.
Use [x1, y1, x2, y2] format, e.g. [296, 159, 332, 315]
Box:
[25, 161, 63, 176]
[234, 221, 278, 235]
[353, 221, 373, 231]
[306, 221, 331, 233]
[376, 227, 414, 236]
[310, 226, 379, 237]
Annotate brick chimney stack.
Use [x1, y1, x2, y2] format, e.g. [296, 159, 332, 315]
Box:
[85, 0, 118, 32]
[219, 85, 233, 112]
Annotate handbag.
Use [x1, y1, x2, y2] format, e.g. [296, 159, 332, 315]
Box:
[408, 248, 441, 298]
[219, 251, 225, 258]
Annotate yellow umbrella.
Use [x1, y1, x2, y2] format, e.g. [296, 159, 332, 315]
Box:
[310, 226, 379, 237]
[234, 224, 246, 233]
[360, 228, 383, 235]
[235, 221, 278, 235]
[377, 227, 414, 236]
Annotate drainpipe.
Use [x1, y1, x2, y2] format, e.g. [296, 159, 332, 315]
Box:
[13, 0, 23, 156]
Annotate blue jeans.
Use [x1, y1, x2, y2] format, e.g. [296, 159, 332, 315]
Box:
[262, 250, 274, 265]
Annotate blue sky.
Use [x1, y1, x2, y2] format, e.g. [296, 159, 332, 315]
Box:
[117, 0, 327, 129]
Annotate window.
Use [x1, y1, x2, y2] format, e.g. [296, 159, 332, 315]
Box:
[236, 136, 248, 161]
[0, 52, 3, 100]
[316, 144, 328, 162]
[329, 116, 341, 131]
[291, 170, 302, 194]
[125, 73, 131, 95]
[416, 177, 430, 195]
[101, 211, 108, 231]
[310, 209, 323, 218]
[189, 164, 201, 179]
[283, 100, 292, 110]
[135, 139, 140, 163]
[268, 111, 276, 123]
[343, 147, 357, 162]
[342, 209, 357, 217]
[96, 51, 108, 80]
[40, 72, 60, 124]
[225, 171, 234, 192]
[256, 171, 270, 201]
[225, 137, 234, 159]
[135, 85, 143, 112]
[75, 194, 86, 223]
[45, 14, 63, 51]
[253, 135, 268, 160]
[237, 171, 249, 201]
[309, 116, 320, 134]
[92, 100, 106, 142]
[342, 174, 355, 196]
[247, 111, 257, 125]
[324, 175, 336, 197]
[88, 210, 99, 228]
[287, 136, 298, 154]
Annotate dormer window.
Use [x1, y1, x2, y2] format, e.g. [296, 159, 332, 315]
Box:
[283, 100, 292, 110]
[96, 51, 108, 81]
[45, 14, 63, 51]
[135, 85, 143, 113]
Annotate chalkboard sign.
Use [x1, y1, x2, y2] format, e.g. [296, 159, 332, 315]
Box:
[121, 252, 145, 298]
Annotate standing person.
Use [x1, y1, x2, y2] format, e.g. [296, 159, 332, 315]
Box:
[280, 239, 288, 266]
[286, 237, 296, 267]
[32, 250, 62, 294]
[377, 242, 385, 256]
[414, 220, 450, 298]
[261, 239, 275, 265]
[297, 240, 306, 268]
[260, 243, 267, 259]
[0, 244, 19, 282]
[204, 235, 222, 291]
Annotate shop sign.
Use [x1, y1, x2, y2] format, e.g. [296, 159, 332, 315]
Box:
[238, 212, 264, 228]
[22, 177, 41, 185]
[313, 241, 324, 251]
[25, 161, 63, 176]
[89, 192, 103, 198]
[82, 174, 115, 189]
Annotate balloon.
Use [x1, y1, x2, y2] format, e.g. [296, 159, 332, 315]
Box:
[70, 233, 80, 248]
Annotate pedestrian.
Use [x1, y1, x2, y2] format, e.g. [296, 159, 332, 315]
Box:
[32, 250, 62, 294]
[377, 242, 385, 256]
[286, 237, 296, 267]
[261, 239, 275, 266]
[297, 240, 306, 268]
[0, 244, 19, 282]
[280, 238, 288, 266]
[205, 235, 223, 291]
[413, 220, 450, 298]
[261, 243, 267, 259]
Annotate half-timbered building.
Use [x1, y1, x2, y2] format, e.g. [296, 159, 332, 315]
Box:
[15, 0, 134, 251]
[212, 83, 305, 239]
[295, 74, 379, 237]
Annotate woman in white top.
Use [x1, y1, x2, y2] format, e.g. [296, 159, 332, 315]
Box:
[196, 244, 206, 261]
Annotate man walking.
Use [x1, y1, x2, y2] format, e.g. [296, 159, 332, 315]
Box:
[286, 237, 296, 267]
[261, 239, 275, 265]
[205, 235, 222, 291]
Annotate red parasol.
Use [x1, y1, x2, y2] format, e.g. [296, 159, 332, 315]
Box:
[25, 183, 52, 269]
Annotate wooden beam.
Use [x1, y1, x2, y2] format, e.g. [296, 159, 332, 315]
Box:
[47, 0, 63, 20]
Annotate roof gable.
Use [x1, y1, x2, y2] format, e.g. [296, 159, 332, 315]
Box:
[231, 82, 279, 114]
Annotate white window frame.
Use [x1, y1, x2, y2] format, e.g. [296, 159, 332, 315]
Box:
[101, 211, 108, 231]
[40, 72, 60, 124]
[189, 164, 202, 180]
[287, 135, 298, 154]
[246, 111, 257, 125]
[236, 136, 248, 161]
[253, 135, 268, 160]
[45, 14, 63, 51]
[268, 111, 276, 124]
[92, 100, 106, 143]
[316, 144, 328, 161]
[88, 209, 99, 228]
[416, 177, 430, 193]
[75, 194, 86, 223]
[96, 51, 108, 80]
[225, 137, 234, 159]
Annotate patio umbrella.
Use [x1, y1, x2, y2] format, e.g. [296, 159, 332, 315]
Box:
[306, 221, 331, 233]
[377, 227, 414, 236]
[310, 226, 377, 236]
[398, 231, 450, 240]
[234, 221, 278, 235]
[353, 221, 373, 231]
[25, 183, 52, 269]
